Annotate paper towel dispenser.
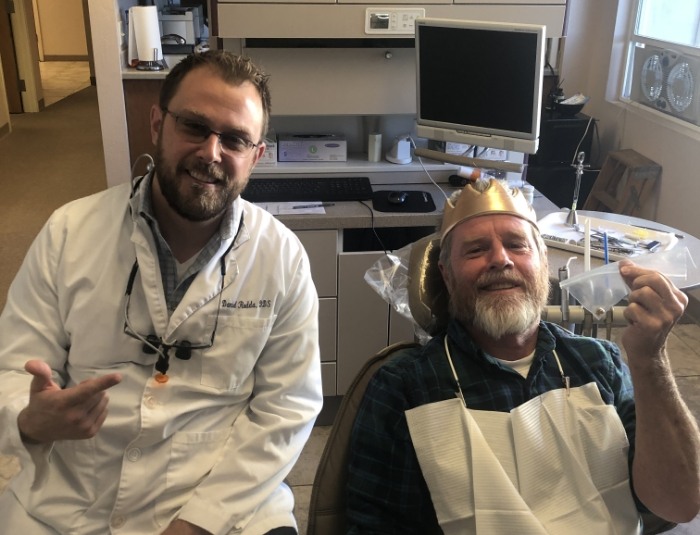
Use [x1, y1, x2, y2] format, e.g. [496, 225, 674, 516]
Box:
[128, 5, 164, 71]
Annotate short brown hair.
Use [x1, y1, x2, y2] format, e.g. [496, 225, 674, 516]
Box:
[159, 50, 271, 140]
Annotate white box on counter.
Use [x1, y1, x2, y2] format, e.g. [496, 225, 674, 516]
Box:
[258, 132, 278, 165]
[278, 133, 347, 162]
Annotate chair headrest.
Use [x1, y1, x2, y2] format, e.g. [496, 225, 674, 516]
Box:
[407, 234, 450, 336]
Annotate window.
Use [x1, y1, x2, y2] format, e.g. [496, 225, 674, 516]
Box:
[621, 0, 700, 127]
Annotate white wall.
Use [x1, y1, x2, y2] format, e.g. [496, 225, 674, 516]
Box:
[12, 0, 42, 112]
[87, 0, 131, 187]
[560, 0, 700, 241]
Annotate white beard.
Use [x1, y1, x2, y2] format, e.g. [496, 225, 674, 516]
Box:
[447, 266, 549, 339]
[471, 292, 542, 339]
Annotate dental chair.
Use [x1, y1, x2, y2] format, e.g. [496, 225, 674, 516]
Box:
[306, 235, 675, 535]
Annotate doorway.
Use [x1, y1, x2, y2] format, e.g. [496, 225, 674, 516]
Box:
[0, 0, 92, 114]
[34, 0, 92, 107]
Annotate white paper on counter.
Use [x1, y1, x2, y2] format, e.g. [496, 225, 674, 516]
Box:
[255, 202, 327, 215]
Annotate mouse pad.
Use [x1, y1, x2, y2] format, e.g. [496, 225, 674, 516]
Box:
[372, 190, 436, 213]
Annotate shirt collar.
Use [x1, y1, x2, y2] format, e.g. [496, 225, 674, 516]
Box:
[128, 171, 243, 312]
[446, 319, 557, 361]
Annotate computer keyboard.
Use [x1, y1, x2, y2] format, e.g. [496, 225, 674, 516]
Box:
[242, 176, 373, 203]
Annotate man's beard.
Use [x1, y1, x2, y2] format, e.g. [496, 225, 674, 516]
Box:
[154, 144, 247, 222]
[448, 267, 550, 339]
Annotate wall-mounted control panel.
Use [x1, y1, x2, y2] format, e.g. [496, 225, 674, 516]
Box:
[365, 8, 425, 35]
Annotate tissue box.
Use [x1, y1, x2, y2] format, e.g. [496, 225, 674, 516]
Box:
[278, 134, 347, 162]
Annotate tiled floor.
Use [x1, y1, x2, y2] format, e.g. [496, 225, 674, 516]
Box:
[1, 323, 699, 534]
[39, 61, 91, 107]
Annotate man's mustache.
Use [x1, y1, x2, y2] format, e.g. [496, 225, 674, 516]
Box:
[185, 161, 229, 183]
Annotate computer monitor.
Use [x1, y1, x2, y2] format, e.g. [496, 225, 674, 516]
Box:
[415, 18, 546, 155]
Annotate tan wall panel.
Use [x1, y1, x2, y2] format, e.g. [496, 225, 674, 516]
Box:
[36, 0, 87, 57]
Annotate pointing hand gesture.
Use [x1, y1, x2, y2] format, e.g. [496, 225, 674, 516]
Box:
[17, 360, 122, 444]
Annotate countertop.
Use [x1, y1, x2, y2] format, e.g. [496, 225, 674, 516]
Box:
[122, 64, 172, 80]
[269, 181, 559, 231]
[271, 183, 451, 231]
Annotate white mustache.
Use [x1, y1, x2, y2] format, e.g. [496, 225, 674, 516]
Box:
[477, 273, 524, 289]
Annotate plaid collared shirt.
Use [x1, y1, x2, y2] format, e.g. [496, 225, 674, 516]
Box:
[346, 320, 638, 534]
[133, 174, 237, 313]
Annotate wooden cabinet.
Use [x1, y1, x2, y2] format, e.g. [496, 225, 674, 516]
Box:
[123, 78, 161, 172]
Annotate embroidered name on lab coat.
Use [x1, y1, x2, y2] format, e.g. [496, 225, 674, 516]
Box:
[221, 299, 272, 309]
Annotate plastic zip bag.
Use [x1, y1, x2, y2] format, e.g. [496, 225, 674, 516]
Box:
[364, 240, 435, 344]
[364, 250, 410, 319]
[559, 247, 694, 319]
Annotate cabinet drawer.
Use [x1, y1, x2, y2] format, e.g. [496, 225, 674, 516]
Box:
[321, 362, 337, 396]
[318, 297, 337, 363]
[295, 230, 338, 297]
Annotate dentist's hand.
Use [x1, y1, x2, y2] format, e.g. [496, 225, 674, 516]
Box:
[17, 360, 122, 444]
[619, 261, 687, 363]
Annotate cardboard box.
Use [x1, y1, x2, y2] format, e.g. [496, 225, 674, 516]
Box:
[278, 134, 347, 162]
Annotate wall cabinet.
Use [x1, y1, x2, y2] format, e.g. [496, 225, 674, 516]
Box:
[213, 0, 567, 116]
[215, 2, 568, 40]
[239, 47, 417, 116]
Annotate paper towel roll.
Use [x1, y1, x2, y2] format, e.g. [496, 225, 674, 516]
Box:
[130, 6, 162, 63]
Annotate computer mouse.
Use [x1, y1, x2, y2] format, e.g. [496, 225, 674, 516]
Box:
[387, 191, 409, 205]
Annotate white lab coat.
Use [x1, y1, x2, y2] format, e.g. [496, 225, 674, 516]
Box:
[0, 180, 323, 535]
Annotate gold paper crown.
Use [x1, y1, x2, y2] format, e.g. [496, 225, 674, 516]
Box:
[440, 179, 538, 243]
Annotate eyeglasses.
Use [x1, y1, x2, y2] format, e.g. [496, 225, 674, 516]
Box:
[123, 259, 225, 383]
[163, 108, 260, 156]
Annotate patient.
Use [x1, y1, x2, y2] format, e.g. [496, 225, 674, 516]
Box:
[346, 179, 700, 534]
